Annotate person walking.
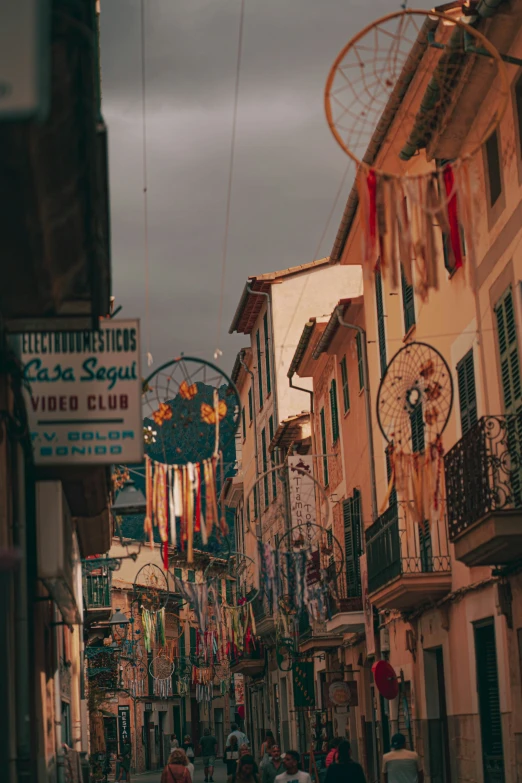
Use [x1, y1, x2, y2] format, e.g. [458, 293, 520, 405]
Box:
[227, 723, 249, 748]
[325, 738, 341, 768]
[382, 734, 424, 783]
[325, 741, 366, 783]
[274, 750, 311, 783]
[120, 742, 132, 782]
[224, 735, 240, 783]
[161, 748, 193, 783]
[201, 727, 218, 783]
[261, 745, 284, 783]
[232, 754, 260, 783]
[183, 735, 195, 763]
[259, 731, 275, 768]
[171, 735, 180, 751]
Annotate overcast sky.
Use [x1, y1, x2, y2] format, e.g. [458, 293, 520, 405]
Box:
[100, 0, 421, 377]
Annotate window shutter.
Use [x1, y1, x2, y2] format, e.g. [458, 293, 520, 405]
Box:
[330, 379, 340, 442]
[264, 313, 271, 395]
[474, 621, 504, 776]
[261, 428, 269, 507]
[320, 409, 329, 486]
[495, 289, 522, 414]
[457, 349, 478, 436]
[189, 626, 197, 657]
[410, 405, 425, 453]
[340, 357, 350, 413]
[485, 129, 502, 207]
[248, 388, 253, 422]
[375, 270, 387, 377]
[401, 267, 416, 333]
[242, 407, 247, 440]
[269, 416, 277, 498]
[256, 330, 263, 406]
[385, 449, 397, 507]
[356, 333, 364, 390]
[188, 570, 195, 583]
[343, 492, 362, 597]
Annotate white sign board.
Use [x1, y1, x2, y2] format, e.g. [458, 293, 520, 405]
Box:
[0, 1, 49, 120]
[21, 320, 143, 465]
[288, 455, 317, 528]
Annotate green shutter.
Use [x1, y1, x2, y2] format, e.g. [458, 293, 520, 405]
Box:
[495, 289, 522, 414]
[264, 312, 271, 396]
[401, 267, 416, 333]
[356, 333, 364, 390]
[226, 578, 233, 605]
[248, 388, 253, 422]
[188, 570, 195, 583]
[242, 407, 247, 440]
[253, 484, 258, 518]
[269, 416, 277, 498]
[340, 357, 350, 413]
[329, 379, 340, 442]
[343, 491, 362, 597]
[385, 449, 397, 508]
[375, 270, 387, 377]
[410, 405, 425, 453]
[457, 349, 478, 436]
[189, 626, 197, 657]
[262, 428, 269, 507]
[256, 329, 263, 406]
[320, 409, 329, 486]
[474, 621, 504, 776]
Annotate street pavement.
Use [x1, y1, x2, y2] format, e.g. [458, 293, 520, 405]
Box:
[133, 757, 229, 783]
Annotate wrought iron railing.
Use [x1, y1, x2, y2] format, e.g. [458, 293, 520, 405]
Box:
[327, 571, 363, 614]
[83, 572, 111, 609]
[445, 414, 522, 541]
[365, 502, 451, 595]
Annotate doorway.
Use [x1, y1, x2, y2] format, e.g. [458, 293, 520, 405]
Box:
[215, 708, 224, 757]
[474, 620, 505, 783]
[424, 647, 450, 783]
[173, 705, 182, 746]
[144, 711, 151, 770]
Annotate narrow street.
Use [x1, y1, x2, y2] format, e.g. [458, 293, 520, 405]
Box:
[134, 759, 228, 783]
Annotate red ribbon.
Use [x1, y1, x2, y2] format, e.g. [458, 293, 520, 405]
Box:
[443, 164, 463, 270]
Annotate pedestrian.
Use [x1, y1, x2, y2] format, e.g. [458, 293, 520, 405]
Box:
[162, 748, 193, 783]
[382, 734, 424, 783]
[259, 731, 275, 768]
[240, 744, 250, 758]
[120, 742, 132, 782]
[224, 735, 240, 782]
[171, 734, 180, 751]
[325, 741, 366, 783]
[183, 735, 195, 763]
[274, 750, 311, 783]
[261, 745, 284, 783]
[200, 727, 218, 783]
[325, 738, 342, 768]
[227, 722, 250, 748]
[232, 754, 260, 783]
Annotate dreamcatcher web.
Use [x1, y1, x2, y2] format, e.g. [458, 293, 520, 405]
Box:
[149, 654, 174, 698]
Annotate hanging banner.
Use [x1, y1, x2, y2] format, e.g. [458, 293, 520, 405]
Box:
[234, 673, 244, 707]
[118, 705, 131, 750]
[293, 661, 315, 709]
[288, 456, 317, 528]
[359, 554, 375, 656]
[21, 320, 143, 465]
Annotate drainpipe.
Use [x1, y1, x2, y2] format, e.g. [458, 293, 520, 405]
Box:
[336, 309, 378, 522]
[288, 372, 314, 414]
[239, 349, 261, 526]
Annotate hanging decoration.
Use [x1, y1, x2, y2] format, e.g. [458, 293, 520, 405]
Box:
[133, 563, 169, 612]
[149, 653, 174, 698]
[141, 606, 166, 652]
[324, 8, 508, 294]
[192, 665, 214, 704]
[376, 341, 453, 530]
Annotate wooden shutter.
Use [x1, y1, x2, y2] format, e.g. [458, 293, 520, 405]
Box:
[356, 333, 364, 390]
[256, 329, 263, 405]
[264, 313, 271, 395]
[248, 388, 253, 422]
[320, 409, 329, 486]
[385, 449, 397, 507]
[242, 407, 247, 440]
[474, 621, 505, 783]
[269, 416, 277, 498]
[262, 428, 269, 506]
[330, 379, 340, 442]
[189, 626, 197, 657]
[401, 267, 415, 333]
[343, 491, 362, 597]
[486, 129, 502, 207]
[457, 349, 478, 436]
[410, 405, 425, 453]
[375, 270, 387, 377]
[340, 357, 350, 412]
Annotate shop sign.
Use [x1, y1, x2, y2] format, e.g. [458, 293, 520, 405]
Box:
[118, 705, 131, 749]
[323, 678, 358, 708]
[233, 673, 244, 705]
[21, 320, 143, 465]
[288, 456, 317, 528]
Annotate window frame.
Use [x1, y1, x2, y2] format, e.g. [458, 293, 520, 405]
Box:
[356, 332, 365, 391]
[256, 329, 263, 407]
[375, 269, 387, 377]
[340, 356, 350, 413]
[457, 348, 478, 436]
[264, 312, 271, 396]
[329, 378, 340, 443]
[320, 408, 329, 486]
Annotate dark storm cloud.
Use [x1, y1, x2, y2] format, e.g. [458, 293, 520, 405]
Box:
[100, 0, 430, 374]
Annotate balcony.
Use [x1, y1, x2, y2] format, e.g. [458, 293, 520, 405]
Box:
[445, 415, 522, 566]
[252, 592, 276, 640]
[83, 565, 112, 624]
[366, 502, 451, 611]
[326, 577, 365, 635]
[230, 646, 265, 677]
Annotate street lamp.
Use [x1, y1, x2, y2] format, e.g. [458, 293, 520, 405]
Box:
[111, 479, 147, 516]
[109, 607, 130, 644]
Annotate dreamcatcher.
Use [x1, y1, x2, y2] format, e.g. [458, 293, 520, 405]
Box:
[133, 564, 169, 651]
[142, 357, 240, 564]
[192, 665, 214, 704]
[377, 341, 453, 530]
[121, 657, 147, 698]
[149, 653, 174, 698]
[324, 8, 508, 293]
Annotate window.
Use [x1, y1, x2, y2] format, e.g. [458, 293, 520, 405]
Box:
[253, 485, 259, 518]
[375, 269, 387, 376]
[340, 357, 350, 413]
[256, 329, 263, 407]
[320, 408, 329, 486]
[242, 407, 247, 441]
[246, 497, 251, 525]
[516, 73, 522, 158]
[385, 448, 397, 508]
[329, 379, 340, 443]
[356, 332, 364, 390]
[410, 405, 425, 453]
[457, 349, 478, 436]
[61, 702, 71, 747]
[485, 129, 502, 207]
[264, 312, 271, 396]
[269, 415, 277, 498]
[226, 578, 233, 605]
[474, 620, 503, 778]
[174, 567, 182, 583]
[262, 427, 269, 507]
[248, 388, 253, 422]
[418, 524, 433, 572]
[343, 490, 362, 597]
[495, 288, 522, 415]
[189, 626, 197, 656]
[401, 267, 415, 333]
[187, 570, 195, 583]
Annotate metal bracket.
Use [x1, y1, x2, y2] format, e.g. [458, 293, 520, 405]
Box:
[428, 29, 522, 67]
